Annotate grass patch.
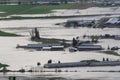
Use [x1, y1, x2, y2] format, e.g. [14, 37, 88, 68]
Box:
[31, 38, 71, 47]
[0, 3, 75, 17]
[0, 14, 103, 20]
[0, 30, 19, 36]
[100, 51, 120, 56]
[97, 18, 109, 28]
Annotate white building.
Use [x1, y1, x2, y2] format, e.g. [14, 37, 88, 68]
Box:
[106, 18, 120, 24]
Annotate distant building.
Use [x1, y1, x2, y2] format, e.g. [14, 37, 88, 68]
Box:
[114, 35, 120, 40]
[0, 0, 10, 4]
[0, 0, 61, 5]
[102, 1, 120, 6]
[31, 1, 60, 5]
[105, 17, 120, 28]
[77, 43, 103, 51]
[17, 43, 64, 51]
[106, 18, 120, 24]
[65, 19, 97, 27]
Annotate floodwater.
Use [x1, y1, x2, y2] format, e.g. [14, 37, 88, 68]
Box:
[0, 19, 120, 80]
[0, 7, 120, 80]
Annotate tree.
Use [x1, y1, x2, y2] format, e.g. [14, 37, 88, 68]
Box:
[37, 62, 41, 66]
[48, 59, 52, 64]
[60, 0, 64, 4]
[60, 0, 68, 4]
[107, 45, 110, 50]
[31, 28, 40, 39]
[72, 38, 78, 47]
[64, 0, 68, 4]
[18, 0, 21, 5]
[34, 28, 40, 39]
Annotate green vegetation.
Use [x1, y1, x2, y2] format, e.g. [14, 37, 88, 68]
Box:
[0, 14, 105, 20]
[0, 3, 75, 17]
[32, 38, 66, 43]
[100, 51, 120, 56]
[0, 30, 19, 36]
[30, 28, 71, 47]
[31, 38, 71, 47]
[86, 34, 117, 40]
[91, 35, 100, 39]
[97, 18, 109, 28]
[0, 63, 9, 68]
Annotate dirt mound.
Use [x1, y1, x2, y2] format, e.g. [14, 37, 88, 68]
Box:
[73, 3, 97, 9]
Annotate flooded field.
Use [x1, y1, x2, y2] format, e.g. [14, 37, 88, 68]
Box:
[0, 7, 120, 80]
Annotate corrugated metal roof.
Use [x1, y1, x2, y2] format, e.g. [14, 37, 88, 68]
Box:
[27, 44, 62, 48]
[42, 47, 51, 50]
[78, 44, 102, 49]
[78, 46, 102, 49]
[52, 46, 64, 48]
[106, 18, 120, 24]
